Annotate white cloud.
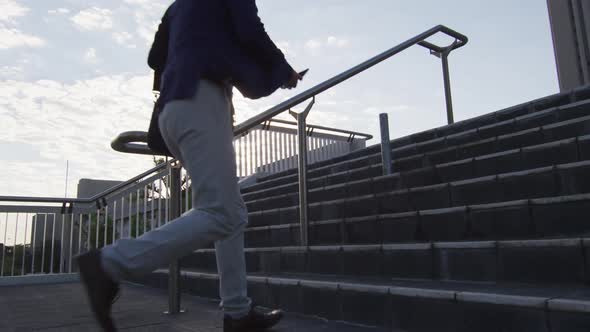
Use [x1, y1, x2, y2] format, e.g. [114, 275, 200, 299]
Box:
[123, 0, 153, 5]
[71, 7, 114, 31]
[48, 8, 71, 15]
[0, 74, 156, 197]
[113, 31, 136, 48]
[362, 105, 410, 115]
[304, 39, 322, 51]
[304, 36, 350, 55]
[120, 0, 168, 45]
[83, 48, 99, 64]
[327, 36, 350, 48]
[0, 0, 29, 22]
[0, 65, 24, 80]
[277, 41, 296, 58]
[0, 1, 45, 49]
[0, 24, 46, 49]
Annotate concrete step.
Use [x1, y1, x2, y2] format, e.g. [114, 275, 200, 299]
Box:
[243, 136, 587, 205]
[244, 160, 590, 216]
[182, 238, 589, 285]
[134, 270, 590, 332]
[253, 90, 585, 186]
[243, 111, 590, 196]
[243, 193, 590, 247]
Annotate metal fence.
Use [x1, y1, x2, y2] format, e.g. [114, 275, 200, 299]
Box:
[0, 162, 197, 278]
[233, 119, 369, 177]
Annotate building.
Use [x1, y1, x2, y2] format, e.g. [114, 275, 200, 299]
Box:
[547, 0, 590, 91]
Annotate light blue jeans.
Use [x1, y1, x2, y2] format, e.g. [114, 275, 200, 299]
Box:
[101, 80, 251, 318]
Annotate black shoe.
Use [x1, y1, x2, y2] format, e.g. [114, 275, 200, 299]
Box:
[223, 306, 283, 332]
[76, 249, 120, 332]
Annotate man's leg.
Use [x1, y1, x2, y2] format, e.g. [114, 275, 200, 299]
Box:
[215, 222, 251, 318]
[100, 81, 245, 291]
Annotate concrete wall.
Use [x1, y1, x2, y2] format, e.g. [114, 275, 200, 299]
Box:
[547, 0, 590, 91]
[77, 178, 123, 199]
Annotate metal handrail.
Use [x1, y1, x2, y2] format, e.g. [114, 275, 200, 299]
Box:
[262, 119, 373, 140]
[112, 24, 467, 155]
[235, 25, 467, 136]
[0, 162, 170, 205]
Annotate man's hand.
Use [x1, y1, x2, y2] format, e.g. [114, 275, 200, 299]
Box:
[282, 70, 302, 89]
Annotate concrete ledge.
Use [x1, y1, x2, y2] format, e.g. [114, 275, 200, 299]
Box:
[280, 246, 307, 253]
[497, 165, 554, 179]
[499, 238, 581, 248]
[341, 244, 381, 252]
[0, 273, 79, 287]
[543, 114, 590, 130]
[515, 107, 556, 121]
[456, 292, 546, 308]
[344, 215, 377, 223]
[309, 245, 341, 252]
[339, 282, 389, 294]
[378, 211, 418, 219]
[470, 199, 529, 210]
[268, 224, 291, 230]
[522, 137, 577, 151]
[192, 248, 216, 253]
[451, 174, 497, 186]
[548, 298, 590, 313]
[474, 149, 520, 161]
[299, 279, 339, 290]
[244, 247, 278, 253]
[311, 219, 342, 226]
[436, 157, 475, 168]
[382, 243, 431, 250]
[420, 206, 468, 216]
[389, 286, 455, 300]
[556, 160, 590, 171]
[531, 193, 590, 204]
[434, 241, 495, 249]
[267, 277, 299, 286]
[498, 127, 541, 140]
[248, 275, 268, 284]
[183, 271, 219, 280]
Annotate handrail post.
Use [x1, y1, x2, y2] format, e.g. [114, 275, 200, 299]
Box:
[165, 162, 185, 315]
[441, 48, 455, 125]
[428, 41, 460, 125]
[290, 97, 315, 247]
[379, 113, 393, 175]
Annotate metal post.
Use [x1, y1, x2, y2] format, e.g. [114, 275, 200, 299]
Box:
[290, 97, 315, 247]
[440, 48, 455, 125]
[165, 162, 185, 314]
[380, 113, 393, 175]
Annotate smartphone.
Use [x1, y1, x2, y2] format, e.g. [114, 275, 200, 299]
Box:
[299, 69, 309, 79]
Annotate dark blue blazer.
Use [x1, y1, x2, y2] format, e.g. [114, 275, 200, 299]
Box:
[148, 0, 293, 106]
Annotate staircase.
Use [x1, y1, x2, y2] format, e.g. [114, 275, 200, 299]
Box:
[132, 86, 590, 332]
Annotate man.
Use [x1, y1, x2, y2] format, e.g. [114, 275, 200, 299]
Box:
[76, 1, 302, 331]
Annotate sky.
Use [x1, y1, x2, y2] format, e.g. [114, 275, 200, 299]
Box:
[0, 0, 559, 199]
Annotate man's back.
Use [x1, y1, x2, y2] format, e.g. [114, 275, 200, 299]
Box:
[156, 0, 293, 105]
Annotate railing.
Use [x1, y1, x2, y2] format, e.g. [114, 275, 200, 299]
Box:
[0, 163, 186, 278]
[234, 119, 371, 177]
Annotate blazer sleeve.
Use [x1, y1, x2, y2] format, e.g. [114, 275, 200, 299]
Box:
[226, 0, 293, 80]
[148, 5, 172, 72]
